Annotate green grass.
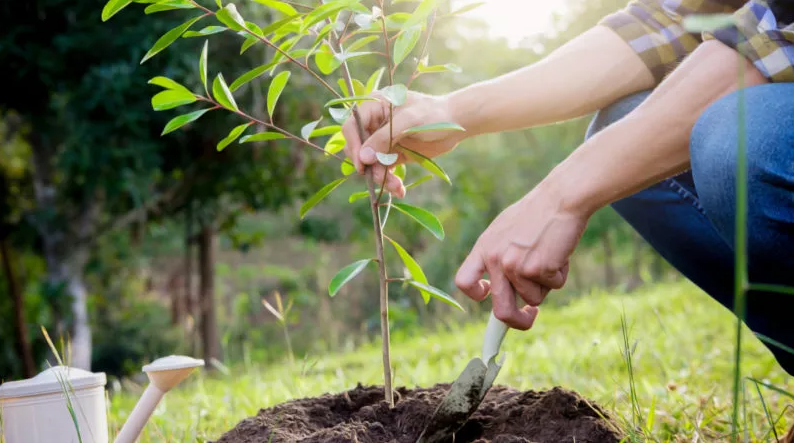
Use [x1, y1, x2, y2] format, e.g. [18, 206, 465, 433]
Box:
[105, 281, 792, 442]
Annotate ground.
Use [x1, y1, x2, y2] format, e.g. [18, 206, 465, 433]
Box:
[107, 282, 794, 442]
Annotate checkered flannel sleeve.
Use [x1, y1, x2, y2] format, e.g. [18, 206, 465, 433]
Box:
[601, 0, 794, 83]
[704, 2, 794, 82]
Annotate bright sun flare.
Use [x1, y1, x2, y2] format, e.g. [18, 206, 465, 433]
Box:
[456, 0, 566, 46]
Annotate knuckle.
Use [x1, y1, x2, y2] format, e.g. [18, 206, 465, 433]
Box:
[493, 307, 512, 323]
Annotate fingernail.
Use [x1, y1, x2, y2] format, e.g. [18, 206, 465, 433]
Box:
[360, 146, 376, 163]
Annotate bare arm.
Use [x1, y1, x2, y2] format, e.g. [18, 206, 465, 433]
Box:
[343, 26, 655, 193]
[455, 40, 768, 329]
[546, 39, 767, 217]
[448, 26, 655, 136]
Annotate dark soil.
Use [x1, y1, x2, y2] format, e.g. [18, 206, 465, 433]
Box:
[213, 384, 623, 443]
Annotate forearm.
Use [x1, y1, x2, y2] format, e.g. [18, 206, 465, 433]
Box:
[542, 40, 768, 216]
[446, 26, 655, 137]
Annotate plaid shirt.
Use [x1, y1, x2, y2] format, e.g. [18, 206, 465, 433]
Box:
[601, 0, 794, 82]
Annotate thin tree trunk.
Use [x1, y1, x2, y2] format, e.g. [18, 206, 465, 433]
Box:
[185, 201, 196, 351]
[602, 232, 616, 289]
[199, 224, 219, 365]
[1, 237, 35, 377]
[30, 133, 94, 370]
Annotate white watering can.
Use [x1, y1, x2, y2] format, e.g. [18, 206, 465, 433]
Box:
[0, 355, 204, 443]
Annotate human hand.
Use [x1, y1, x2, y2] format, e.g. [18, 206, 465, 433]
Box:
[341, 91, 467, 197]
[454, 185, 588, 330]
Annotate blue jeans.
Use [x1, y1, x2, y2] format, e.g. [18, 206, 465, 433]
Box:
[586, 84, 794, 375]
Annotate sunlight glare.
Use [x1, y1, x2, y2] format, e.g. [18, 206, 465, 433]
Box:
[455, 0, 566, 47]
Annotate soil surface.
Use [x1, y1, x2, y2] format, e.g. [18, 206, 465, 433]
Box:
[213, 384, 622, 443]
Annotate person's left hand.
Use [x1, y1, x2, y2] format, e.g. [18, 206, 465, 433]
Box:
[454, 185, 589, 330]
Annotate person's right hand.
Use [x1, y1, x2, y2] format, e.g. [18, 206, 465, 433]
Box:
[341, 90, 468, 197]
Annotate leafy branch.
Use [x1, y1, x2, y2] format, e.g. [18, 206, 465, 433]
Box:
[103, 0, 475, 409]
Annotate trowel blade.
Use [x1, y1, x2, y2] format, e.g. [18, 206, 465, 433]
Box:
[416, 357, 495, 443]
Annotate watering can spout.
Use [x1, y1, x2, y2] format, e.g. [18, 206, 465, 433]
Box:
[114, 356, 204, 443]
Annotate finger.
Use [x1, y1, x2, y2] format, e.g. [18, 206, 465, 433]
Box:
[487, 262, 534, 330]
[372, 165, 405, 197]
[523, 263, 568, 290]
[508, 273, 546, 307]
[359, 107, 417, 161]
[501, 247, 546, 306]
[342, 100, 382, 174]
[455, 252, 489, 301]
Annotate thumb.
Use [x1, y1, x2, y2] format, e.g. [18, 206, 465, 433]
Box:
[359, 112, 416, 166]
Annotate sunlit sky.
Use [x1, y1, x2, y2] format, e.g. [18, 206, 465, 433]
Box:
[454, 0, 567, 46]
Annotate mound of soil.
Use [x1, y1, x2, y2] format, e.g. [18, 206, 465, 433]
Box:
[213, 384, 622, 443]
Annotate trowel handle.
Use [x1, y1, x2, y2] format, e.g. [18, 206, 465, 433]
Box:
[481, 311, 509, 363]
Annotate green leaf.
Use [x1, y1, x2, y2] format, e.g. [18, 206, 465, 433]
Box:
[328, 259, 372, 296]
[401, 147, 450, 184]
[215, 3, 245, 31]
[380, 84, 407, 106]
[301, 177, 347, 218]
[151, 90, 197, 111]
[183, 26, 227, 37]
[347, 35, 378, 52]
[404, 0, 438, 28]
[448, 2, 484, 16]
[325, 131, 346, 154]
[329, 107, 351, 124]
[335, 51, 373, 62]
[348, 190, 368, 202]
[141, 16, 203, 63]
[199, 40, 208, 94]
[148, 76, 190, 93]
[366, 68, 385, 93]
[215, 0, 222, 7]
[212, 74, 238, 111]
[394, 163, 406, 180]
[269, 36, 302, 72]
[161, 109, 212, 135]
[404, 122, 464, 134]
[405, 174, 432, 190]
[325, 95, 376, 107]
[407, 281, 464, 310]
[387, 238, 430, 302]
[217, 123, 251, 151]
[252, 0, 298, 16]
[301, 119, 321, 140]
[417, 62, 461, 74]
[393, 25, 421, 65]
[102, 0, 133, 21]
[239, 132, 287, 143]
[392, 202, 444, 240]
[244, 21, 265, 37]
[267, 71, 290, 118]
[260, 14, 302, 36]
[341, 161, 356, 176]
[315, 45, 340, 75]
[310, 125, 341, 137]
[240, 35, 258, 54]
[145, 0, 194, 14]
[302, 0, 355, 31]
[230, 63, 271, 91]
[682, 13, 735, 32]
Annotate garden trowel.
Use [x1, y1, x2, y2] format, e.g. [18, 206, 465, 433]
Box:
[416, 311, 509, 443]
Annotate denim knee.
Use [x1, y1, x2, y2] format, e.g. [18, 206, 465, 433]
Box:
[691, 84, 794, 267]
[585, 90, 653, 141]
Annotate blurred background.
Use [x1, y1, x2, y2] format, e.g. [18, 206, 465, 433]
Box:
[0, 0, 676, 382]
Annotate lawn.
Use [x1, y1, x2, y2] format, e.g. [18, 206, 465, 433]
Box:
[107, 281, 794, 442]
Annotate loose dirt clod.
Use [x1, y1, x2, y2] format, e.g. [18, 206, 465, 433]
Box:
[213, 384, 623, 443]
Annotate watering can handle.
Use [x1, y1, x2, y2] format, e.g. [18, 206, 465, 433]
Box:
[481, 311, 509, 363]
